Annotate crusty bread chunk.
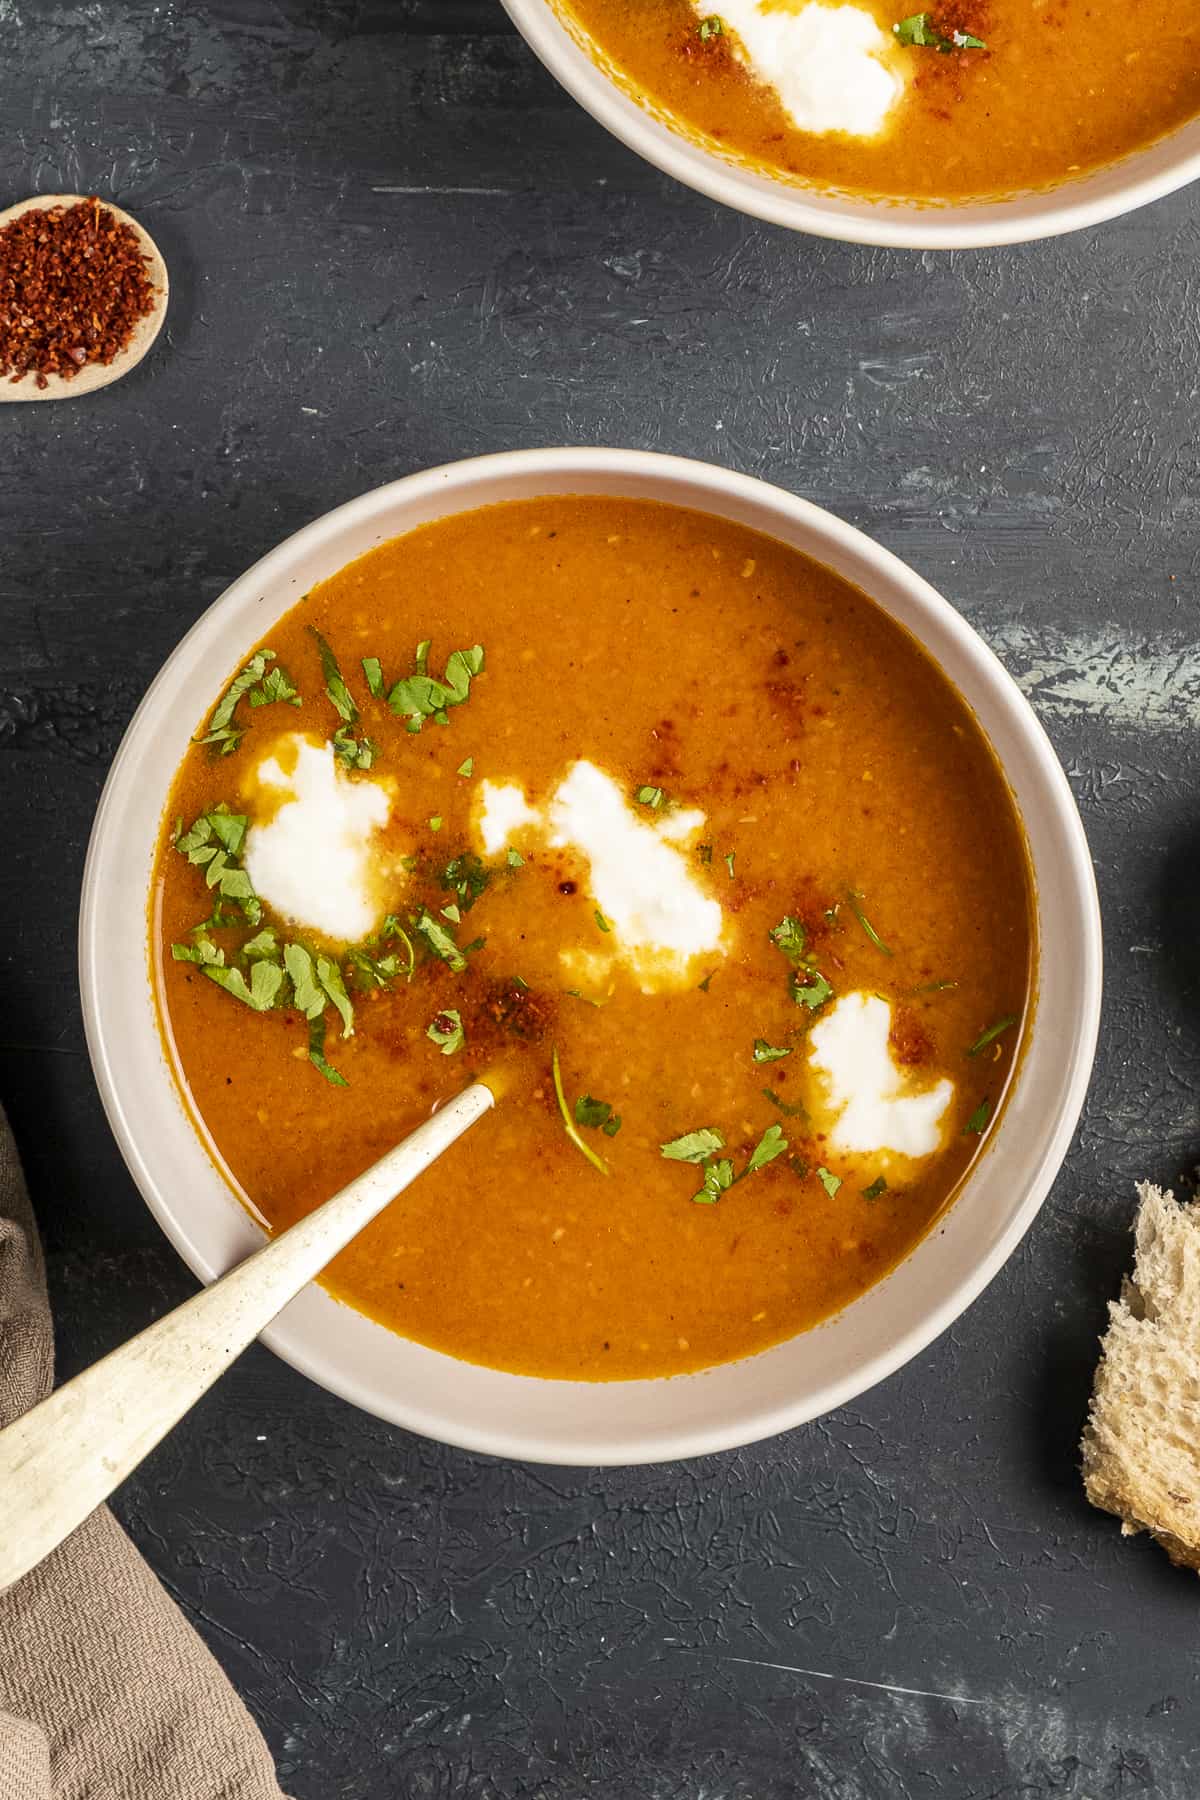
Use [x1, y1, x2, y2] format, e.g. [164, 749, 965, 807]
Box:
[1081, 1183, 1200, 1572]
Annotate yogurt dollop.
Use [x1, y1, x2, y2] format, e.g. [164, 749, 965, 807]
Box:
[696, 0, 903, 139]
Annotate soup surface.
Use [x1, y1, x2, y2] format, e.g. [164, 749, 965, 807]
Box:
[554, 0, 1200, 201]
[153, 496, 1033, 1381]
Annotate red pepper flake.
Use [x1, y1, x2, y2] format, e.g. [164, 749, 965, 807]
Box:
[0, 196, 158, 389]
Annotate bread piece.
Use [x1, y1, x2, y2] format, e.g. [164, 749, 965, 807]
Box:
[1081, 1182, 1200, 1572]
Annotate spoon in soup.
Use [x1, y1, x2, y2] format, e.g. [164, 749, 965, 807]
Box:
[0, 1080, 494, 1594]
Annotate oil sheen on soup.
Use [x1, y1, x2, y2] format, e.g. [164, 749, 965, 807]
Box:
[553, 0, 1200, 202]
[153, 496, 1034, 1382]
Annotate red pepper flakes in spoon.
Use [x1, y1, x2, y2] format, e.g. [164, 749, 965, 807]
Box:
[0, 195, 158, 388]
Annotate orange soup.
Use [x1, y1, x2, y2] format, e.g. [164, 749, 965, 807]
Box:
[152, 496, 1034, 1381]
[553, 0, 1200, 202]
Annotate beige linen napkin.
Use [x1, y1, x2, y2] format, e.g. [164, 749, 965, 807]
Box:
[0, 1108, 290, 1800]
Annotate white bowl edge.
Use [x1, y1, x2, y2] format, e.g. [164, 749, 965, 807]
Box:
[79, 448, 1103, 1465]
[501, 0, 1200, 249]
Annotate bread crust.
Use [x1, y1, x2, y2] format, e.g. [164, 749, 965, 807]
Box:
[1081, 1183, 1200, 1573]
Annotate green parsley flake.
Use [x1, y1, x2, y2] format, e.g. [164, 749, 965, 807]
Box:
[763, 1087, 808, 1119]
[753, 1039, 792, 1063]
[847, 889, 893, 957]
[507, 848, 525, 868]
[862, 1176, 888, 1201]
[442, 852, 490, 911]
[362, 656, 385, 699]
[174, 807, 262, 925]
[693, 1158, 735, 1205]
[196, 649, 299, 755]
[635, 785, 666, 809]
[331, 723, 377, 771]
[964, 1097, 992, 1134]
[594, 908, 612, 933]
[698, 13, 724, 39]
[308, 1015, 348, 1087]
[387, 642, 485, 734]
[817, 1166, 842, 1197]
[745, 1123, 788, 1175]
[310, 628, 359, 726]
[427, 1009, 465, 1055]
[725, 851, 736, 879]
[967, 1014, 1018, 1058]
[428, 816, 443, 832]
[661, 1127, 726, 1164]
[574, 1095, 622, 1137]
[456, 758, 474, 777]
[769, 915, 807, 964]
[415, 910, 467, 972]
[893, 11, 986, 50]
[793, 970, 834, 1011]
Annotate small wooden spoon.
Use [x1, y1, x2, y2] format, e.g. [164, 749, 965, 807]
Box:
[0, 1082, 494, 1593]
[0, 193, 168, 403]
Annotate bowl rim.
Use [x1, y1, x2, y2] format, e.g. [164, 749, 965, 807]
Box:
[500, 0, 1200, 248]
[79, 447, 1103, 1464]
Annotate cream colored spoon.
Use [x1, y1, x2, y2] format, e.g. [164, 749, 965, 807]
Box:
[0, 193, 168, 402]
[0, 1082, 494, 1593]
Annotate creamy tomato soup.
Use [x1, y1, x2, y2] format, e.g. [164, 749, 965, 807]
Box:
[152, 496, 1034, 1381]
[553, 0, 1200, 202]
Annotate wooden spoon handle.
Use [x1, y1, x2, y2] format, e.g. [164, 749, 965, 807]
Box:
[0, 1082, 494, 1592]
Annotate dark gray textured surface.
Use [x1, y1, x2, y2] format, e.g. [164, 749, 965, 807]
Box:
[2, 2, 1199, 1794]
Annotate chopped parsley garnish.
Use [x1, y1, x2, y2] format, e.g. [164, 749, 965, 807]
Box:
[893, 11, 986, 50]
[697, 972, 715, 993]
[698, 13, 724, 38]
[414, 909, 468, 973]
[966, 1014, 1018, 1057]
[428, 816, 443, 833]
[441, 852, 490, 911]
[441, 903, 461, 923]
[693, 1159, 735, 1205]
[196, 649, 300, 755]
[635, 785, 666, 810]
[661, 1127, 726, 1164]
[249, 665, 300, 710]
[769, 915, 807, 964]
[724, 851, 736, 879]
[793, 970, 834, 1011]
[456, 757, 474, 777]
[552, 1046, 611, 1176]
[311, 628, 359, 726]
[362, 656, 385, 699]
[753, 1039, 792, 1063]
[507, 848, 524, 869]
[762, 1086, 808, 1119]
[427, 1009, 465, 1056]
[594, 908, 612, 933]
[847, 889, 893, 957]
[174, 807, 262, 924]
[346, 915, 415, 990]
[202, 959, 284, 1012]
[332, 723, 378, 771]
[663, 1122, 789, 1204]
[862, 1176, 888, 1201]
[817, 1166, 842, 1197]
[574, 1095, 622, 1137]
[964, 1097, 992, 1134]
[387, 642, 485, 734]
[769, 912, 833, 1016]
[745, 1123, 788, 1175]
[308, 1015, 348, 1087]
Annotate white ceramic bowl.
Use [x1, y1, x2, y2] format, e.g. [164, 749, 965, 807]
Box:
[80, 449, 1101, 1465]
[502, 0, 1200, 249]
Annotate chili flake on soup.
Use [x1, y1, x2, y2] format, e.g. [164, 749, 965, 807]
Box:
[549, 0, 1200, 203]
[152, 496, 1034, 1381]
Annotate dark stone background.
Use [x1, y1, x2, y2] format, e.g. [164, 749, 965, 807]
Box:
[2, 2, 1199, 1794]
